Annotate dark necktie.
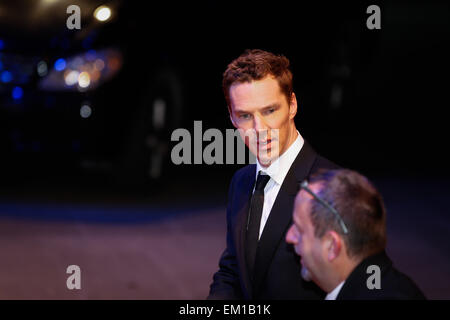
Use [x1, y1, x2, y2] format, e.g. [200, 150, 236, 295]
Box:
[245, 171, 271, 279]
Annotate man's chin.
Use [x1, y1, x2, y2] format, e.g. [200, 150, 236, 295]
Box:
[257, 156, 272, 167]
[256, 151, 276, 166]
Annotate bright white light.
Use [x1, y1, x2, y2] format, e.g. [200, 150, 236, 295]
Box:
[37, 61, 48, 77]
[78, 71, 91, 88]
[94, 6, 111, 22]
[80, 104, 92, 118]
[65, 70, 80, 86]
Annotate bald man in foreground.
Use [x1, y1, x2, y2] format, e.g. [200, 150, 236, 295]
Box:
[286, 169, 426, 300]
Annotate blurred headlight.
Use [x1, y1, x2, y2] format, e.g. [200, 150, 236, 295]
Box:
[38, 48, 122, 92]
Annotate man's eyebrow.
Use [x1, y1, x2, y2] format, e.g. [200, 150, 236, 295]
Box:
[234, 103, 280, 114]
[261, 103, 280, 110]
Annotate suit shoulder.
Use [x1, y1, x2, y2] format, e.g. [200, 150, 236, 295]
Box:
[382, 267, 426, 299]
[339, 253, 426, 300]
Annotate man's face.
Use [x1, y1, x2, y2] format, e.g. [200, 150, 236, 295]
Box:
[228, 75, 297, 166]
[285, 184, 328, 289]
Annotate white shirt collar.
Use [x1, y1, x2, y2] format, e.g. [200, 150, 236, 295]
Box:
[256, 130, 304, 185]
[325, 281, 345, 300]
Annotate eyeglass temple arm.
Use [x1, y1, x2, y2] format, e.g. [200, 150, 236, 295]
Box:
[300, 181, 349, 234]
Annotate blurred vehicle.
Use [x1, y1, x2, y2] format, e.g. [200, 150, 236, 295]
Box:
[0, 0, 185, 186]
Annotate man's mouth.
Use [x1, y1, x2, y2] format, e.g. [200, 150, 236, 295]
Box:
[258, 139, 272, 148]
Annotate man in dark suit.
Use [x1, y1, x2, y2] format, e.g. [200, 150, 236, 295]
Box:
[286, 169, 426, 299]
[208, 49, 338, 300]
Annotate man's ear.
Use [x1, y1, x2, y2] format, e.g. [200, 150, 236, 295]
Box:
[324, 231, 342, 262]
[289, 92, 298, 119]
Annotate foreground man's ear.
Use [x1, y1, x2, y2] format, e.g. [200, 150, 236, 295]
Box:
[325, 230, 342, 262]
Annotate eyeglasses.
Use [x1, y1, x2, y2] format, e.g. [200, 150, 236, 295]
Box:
[300, 180, 349, 234]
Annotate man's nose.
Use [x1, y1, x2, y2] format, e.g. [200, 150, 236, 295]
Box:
[253, 114, 268, 132]
[285, 225, 296, 244]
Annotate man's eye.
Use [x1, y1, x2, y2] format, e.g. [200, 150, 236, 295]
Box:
[239, 114, 250, 119]
[265, 108, 275, 115]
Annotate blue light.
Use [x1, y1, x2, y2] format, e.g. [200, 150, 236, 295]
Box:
[86, 49, 97, 61]
[1, 70, 12, 83]
[54, 58, 66, 71]
[0, 39, 4, 50]
[12, 86, 23, 100]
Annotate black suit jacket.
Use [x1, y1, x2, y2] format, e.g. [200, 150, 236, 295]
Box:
[208, 140, 339, 299]
[336, 251, 426, 300]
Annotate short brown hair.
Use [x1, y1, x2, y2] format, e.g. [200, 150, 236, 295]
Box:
[308, 169, 387, 259]
[222, 49, 293, 108]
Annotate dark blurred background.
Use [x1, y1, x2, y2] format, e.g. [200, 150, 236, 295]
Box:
[0, 0, 449, 299]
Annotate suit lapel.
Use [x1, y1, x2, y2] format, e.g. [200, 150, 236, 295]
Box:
[233, 165, 256, 298]
[252, 141, 318, 295]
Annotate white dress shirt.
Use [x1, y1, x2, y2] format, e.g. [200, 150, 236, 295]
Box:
[254, 131, 304, 239]
[325, 281, 345, 300]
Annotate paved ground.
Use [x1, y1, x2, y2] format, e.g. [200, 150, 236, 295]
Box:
[0, 204, 226, 299]
[0, 174, 449, 299]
